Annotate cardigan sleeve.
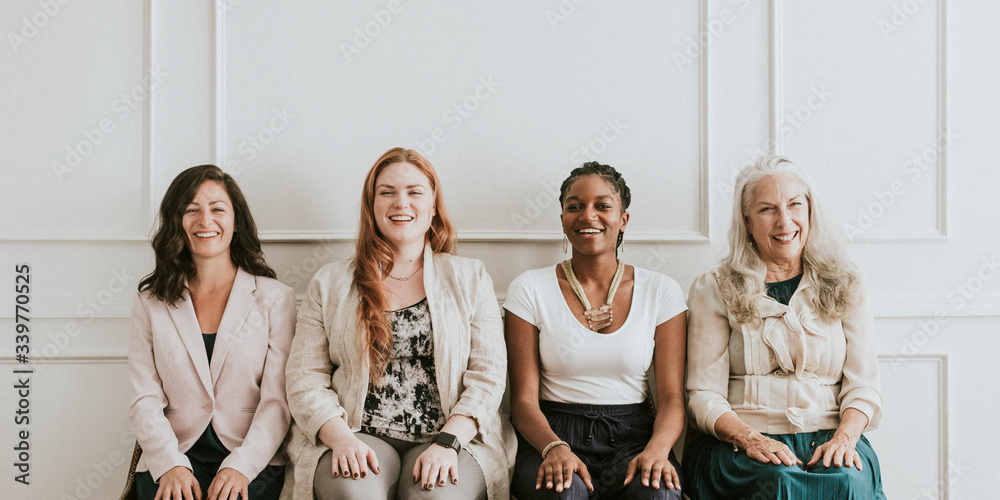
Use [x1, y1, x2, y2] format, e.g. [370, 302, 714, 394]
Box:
[685, 272, 736, 439]
[837, 278, 883, 431]
[285, 266, 346, 445]
[449, 260, 507, 441]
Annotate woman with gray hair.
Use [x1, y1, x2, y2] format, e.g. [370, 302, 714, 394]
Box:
[684, 156, 885, 499]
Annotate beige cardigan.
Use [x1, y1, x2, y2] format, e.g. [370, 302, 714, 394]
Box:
[686, 268, 882, 439]
[281, 247, 515, 499]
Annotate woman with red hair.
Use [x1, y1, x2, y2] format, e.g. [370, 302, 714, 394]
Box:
[281, 148, 515, 499]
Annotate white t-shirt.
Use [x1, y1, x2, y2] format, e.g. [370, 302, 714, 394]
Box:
[503, 264, 687, 405]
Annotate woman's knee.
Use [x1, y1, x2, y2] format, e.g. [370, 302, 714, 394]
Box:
[313, 448, 398, 500]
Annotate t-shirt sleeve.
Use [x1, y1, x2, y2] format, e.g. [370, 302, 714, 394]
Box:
[655, 274, 688, 325]
[503, 271, 538, 327]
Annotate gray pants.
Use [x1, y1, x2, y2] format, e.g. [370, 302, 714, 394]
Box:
[314, 432, 487, 500]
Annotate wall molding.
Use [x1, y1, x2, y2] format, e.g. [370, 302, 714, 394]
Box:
[769, 0, 948, 243]
[877, 354, 949, 499]
[218, 4, 711, 244]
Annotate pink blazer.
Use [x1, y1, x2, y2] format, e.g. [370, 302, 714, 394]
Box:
[128, 268, 295, 482]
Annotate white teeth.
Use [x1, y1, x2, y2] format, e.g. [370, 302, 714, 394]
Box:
[578, 228, 602, 234]
[195, 232, 218, 238]
[389, 215, 414, 221]
[773, 233, 796, 242]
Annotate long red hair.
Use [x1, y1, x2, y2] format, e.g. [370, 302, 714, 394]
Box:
[354, 148, 456, 382]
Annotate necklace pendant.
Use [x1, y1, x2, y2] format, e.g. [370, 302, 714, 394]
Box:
[584, 304, 614, 331]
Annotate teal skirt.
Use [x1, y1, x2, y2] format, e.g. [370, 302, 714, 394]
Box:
[683, 429, 885, 500]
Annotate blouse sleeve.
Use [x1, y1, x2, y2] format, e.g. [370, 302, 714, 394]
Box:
[502, 271, 537, 326]
[285, 266, 346, 444]
[838, 278, 883, 431]
[685, 272, 736, 438]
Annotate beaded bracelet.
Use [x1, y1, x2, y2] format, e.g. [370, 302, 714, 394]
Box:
[542, 440, 570, 460]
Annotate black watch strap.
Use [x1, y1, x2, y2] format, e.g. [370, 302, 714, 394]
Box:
[433, 432, 462, 455]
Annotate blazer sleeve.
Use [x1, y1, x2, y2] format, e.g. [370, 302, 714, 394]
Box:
[219, 285, 296, 480]
[838, 279, 883, 431]
[449, 261, 506, 441]
[127, 293, 191, 481]
[285, 269, 346, 444]
[685, 273, 736, 438]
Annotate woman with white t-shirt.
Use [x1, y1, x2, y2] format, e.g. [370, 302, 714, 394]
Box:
[504, 163, 687, 499]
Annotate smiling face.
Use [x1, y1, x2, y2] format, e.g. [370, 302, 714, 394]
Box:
[373, 162, 436, 251]
[561, 174, 629, 256]
[182, 180, 235, 264]
[745, 172, 810, 269]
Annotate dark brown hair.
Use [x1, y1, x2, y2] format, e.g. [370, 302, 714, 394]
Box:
[138, 165, 275, 305]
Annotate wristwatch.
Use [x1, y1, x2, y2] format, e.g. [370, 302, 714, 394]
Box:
[433, 432, 462, 455]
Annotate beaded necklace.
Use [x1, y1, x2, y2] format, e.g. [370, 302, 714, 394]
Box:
[560, 258, 624, 331]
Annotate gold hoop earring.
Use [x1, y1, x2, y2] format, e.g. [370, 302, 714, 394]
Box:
[562, 235, 568, 254]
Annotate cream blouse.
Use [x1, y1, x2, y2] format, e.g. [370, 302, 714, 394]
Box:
[686, 268, 883, 438]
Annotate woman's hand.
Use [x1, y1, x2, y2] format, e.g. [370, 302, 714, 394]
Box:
[536, 445, 594, 493]
[206, 468, 248, 500]
[624, 447, 680, 490]
[326, 432, 380, 480]
[155, 466, 201, 500]
[807, 433, 863, 470]
[412, 443, 460, 491]
[743, 432, 801, 467]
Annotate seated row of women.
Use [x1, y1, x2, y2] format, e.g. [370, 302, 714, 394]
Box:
[128, 148, 885, 500]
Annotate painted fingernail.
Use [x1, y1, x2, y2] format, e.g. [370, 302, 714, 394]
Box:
[353, 473, 359, 479]
[439, 481, 445, 486]
[361, 472, 367, 478]
[332, 472, 338, 478]
[453, 478, 458, 484]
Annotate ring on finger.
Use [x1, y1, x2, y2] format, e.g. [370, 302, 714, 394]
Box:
[767, 442, 784, 453]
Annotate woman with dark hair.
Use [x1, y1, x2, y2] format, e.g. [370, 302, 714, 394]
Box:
[684, 155, 884, 499]
[129, 165, 295, 500]
[282, 148, 514, 499]
[505, 162, 687, 499]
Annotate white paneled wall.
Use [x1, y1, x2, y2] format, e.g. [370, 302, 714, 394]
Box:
[2, 1, 998, 498]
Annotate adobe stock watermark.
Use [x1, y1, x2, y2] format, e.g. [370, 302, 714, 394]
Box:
[510, 117, 627, 232]
[893, 252, 999, 368]
[673, 0, 750, 71]
[544, 0, 592, 31]
[842, 127, 957, 240]
[340, 0, 404, 62]
[225, 107, 294, 176]
[717, 85, 834, 197]
[909, 459, 972, 500]
[51, 65, 169, 183]
[34, 266, 137, 373]
[7, 0, 73, 52]
[59, 429, 136, 500]
[877, 0, 932, 40]
[413, 74, 501, 158]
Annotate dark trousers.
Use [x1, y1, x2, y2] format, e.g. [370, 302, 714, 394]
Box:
[512, 401, 682, 500]
[136, 457, 284, 500]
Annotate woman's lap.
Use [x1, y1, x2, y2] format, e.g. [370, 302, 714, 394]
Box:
[136, 459, 283, 500]
[511, 402, 681, 499]
[313, 432, 486, 500]
[683, 429, 885, 500]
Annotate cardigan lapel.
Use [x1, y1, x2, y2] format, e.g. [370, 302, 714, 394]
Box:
[166, 288, 213, 398]
[209, 268, 256, 384]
